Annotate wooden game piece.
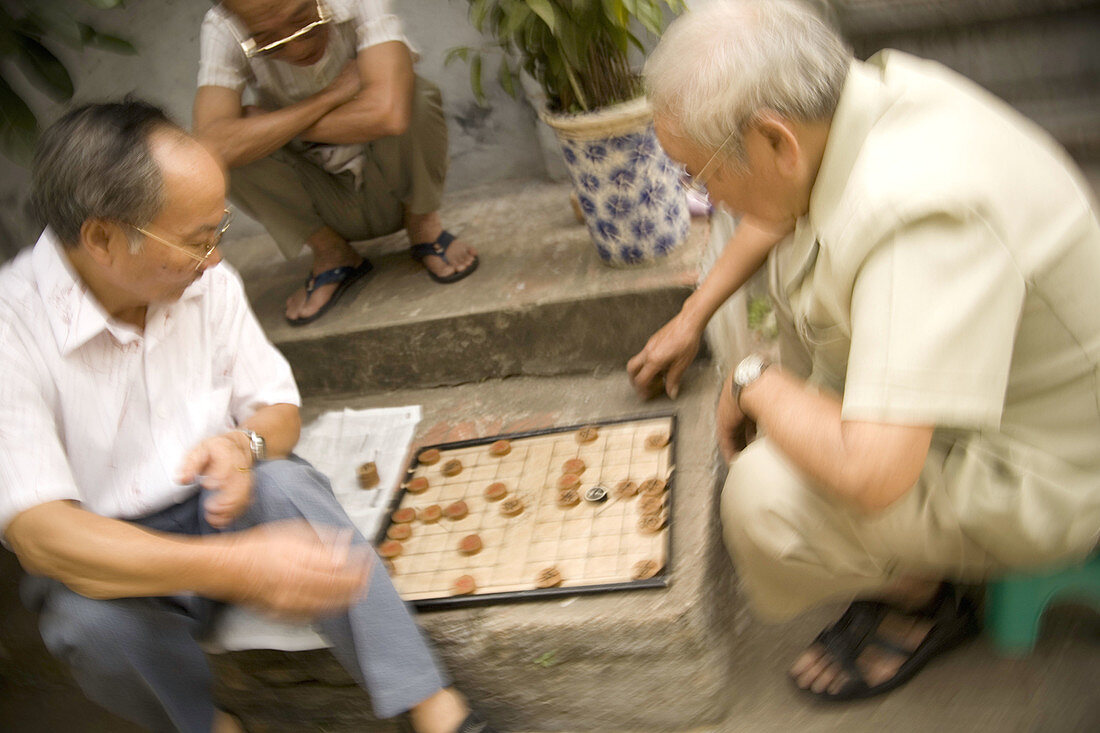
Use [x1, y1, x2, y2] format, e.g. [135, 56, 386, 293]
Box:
[614, 479, 639, 499]
[419, 448, 441, 465]
[419, 504, 443, 523]
[489, 439, 511, 457]
[357, 461, 380, 489]
[584, 485, 609, 503]
[391, 507, 416, 524]
[500, 497, 525, 516]
[639, 477, 667, 496]
[444, 500, 469, 520]
[645, 432, 670, 450]
[387, 523, 412, 541]
[406, 476, 430, 494]
[534, 566, 564, 588]
[638, 494, 666, 516]
[378, 539, 404, 558]
[557, 473, 581, 491]
[458, 534, 483, 555]
[638, 513, 666, 534]
[441, 459, 463, 477]
[484, 481, 508, 501]
[632, 559, 662, 580]
[562, 458, 586, 475]
[453, 575, 477, 595]
[557, 488, 581, 508]
[575, 427, 599, 443]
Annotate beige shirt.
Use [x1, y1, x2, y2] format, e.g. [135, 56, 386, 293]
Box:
[769, 51, 1100, 561]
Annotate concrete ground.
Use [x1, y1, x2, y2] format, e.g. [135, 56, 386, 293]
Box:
[2, 177, 1098, 732]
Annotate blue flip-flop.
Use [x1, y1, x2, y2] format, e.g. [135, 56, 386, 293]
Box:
[410, 230, 479, 284]
[286, 258, 374, 327]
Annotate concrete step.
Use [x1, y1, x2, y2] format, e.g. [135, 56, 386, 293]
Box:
[228, 180, 708, 398]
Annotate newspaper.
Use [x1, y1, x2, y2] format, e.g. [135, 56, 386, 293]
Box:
[207, 405, 421, 652]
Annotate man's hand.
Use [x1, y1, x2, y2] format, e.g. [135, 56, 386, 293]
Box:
[223, 521, 372, 620]
[716, 371, 753, 462]
[627, 310, 705, 399]
[177, 433, 253, 529]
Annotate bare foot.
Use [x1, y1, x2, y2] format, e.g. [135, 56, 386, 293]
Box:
[418, 236, 478, 280]
[405, 210, 478, 281]
[789, 607, 934, 696]
[285, 228, 362, 322]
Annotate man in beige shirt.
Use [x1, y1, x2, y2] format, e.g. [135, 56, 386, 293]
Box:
[634, 0, 1100, 700]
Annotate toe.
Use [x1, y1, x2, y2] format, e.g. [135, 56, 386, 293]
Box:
[789, 644, 823, 678]
[299, 283, 338, 319]
[285, 287, 308, 319]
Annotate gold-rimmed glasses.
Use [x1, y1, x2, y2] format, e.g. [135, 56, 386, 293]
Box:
[239, 0, 331, 58]
[680, 126, 741, 200]
[132, 209, 233, 270]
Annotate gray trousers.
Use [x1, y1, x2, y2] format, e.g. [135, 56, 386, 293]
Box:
[229, 76, 449, 259]
[21, 457, 448, 732]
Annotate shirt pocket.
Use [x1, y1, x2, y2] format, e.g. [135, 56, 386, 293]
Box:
[798, 318, 850, 395]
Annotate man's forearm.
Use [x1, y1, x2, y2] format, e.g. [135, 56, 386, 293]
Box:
[297, 93, 408, 144]
[738, 369, 932, 511]
[7, 501, 240, 600]
[681, 217, 786, 329]
[240, 402, 301, 460]
[195, 91, 345, 168]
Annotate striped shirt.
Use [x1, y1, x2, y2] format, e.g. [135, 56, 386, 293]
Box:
[197, 0, 415, 181]
[0, 229, 300, 537]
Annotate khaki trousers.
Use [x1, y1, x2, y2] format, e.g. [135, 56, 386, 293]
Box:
[228, 76, 448, 259]
[721, 286, 1098, 622]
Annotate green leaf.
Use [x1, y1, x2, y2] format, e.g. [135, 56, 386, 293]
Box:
[498, 55, 517, 99]
[470, 52, 485, 105]
[470, 0, 493, 31]
[14, 34, 74, 100]
[0, 73, 39, 167]
[527, 0, 557, 34]
[78, 25, 136, 55]
[500, 2, 531, 40]
[634, 0, 663, 36]
[443, 45, 470, 67]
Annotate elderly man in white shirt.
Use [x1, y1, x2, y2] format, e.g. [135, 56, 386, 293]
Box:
[193, 0, 479, 327]
[0, 101, 494, 733]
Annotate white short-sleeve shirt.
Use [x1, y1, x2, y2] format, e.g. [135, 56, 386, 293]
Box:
[0, 230, 300, 537]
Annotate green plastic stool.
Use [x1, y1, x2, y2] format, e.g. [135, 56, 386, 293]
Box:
[984, 554, 1100, 656]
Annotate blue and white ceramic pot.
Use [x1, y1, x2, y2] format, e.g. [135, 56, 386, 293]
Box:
[542, 98, 690, 267]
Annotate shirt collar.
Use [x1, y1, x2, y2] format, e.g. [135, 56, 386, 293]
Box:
[775, 55, 893, 296]
[31, 228, 207, 356]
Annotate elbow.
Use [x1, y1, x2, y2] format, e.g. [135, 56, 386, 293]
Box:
[844, 473, 917, 514]
[380, 109, 410, 138]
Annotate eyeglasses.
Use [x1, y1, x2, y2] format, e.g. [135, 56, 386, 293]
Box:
[132, 209, 233, 270]
[680, 126, 740, 200]
[239, 0, 331, 58]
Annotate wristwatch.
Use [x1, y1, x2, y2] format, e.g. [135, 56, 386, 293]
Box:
[732, 353, 771, 409]
[236, 428, 267, 462]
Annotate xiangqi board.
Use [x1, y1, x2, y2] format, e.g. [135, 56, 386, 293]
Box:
[374, 414, 676, 609]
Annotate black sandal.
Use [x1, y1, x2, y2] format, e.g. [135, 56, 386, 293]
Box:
[794, 583, 980, 702]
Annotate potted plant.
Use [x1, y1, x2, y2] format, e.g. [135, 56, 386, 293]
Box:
[449, 0, 689, 266]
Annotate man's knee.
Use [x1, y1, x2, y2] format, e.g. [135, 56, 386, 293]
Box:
[720, 439, 810, 561]
[40, 591, 158, 676]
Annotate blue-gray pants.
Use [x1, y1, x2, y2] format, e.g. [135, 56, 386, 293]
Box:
[21, 457, 449, 732]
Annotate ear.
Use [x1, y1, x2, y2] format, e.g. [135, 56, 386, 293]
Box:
[750, 112, 801, 179]
[79, 219, 124, 266]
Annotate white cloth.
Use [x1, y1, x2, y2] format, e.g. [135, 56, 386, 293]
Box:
[0, 230, 300, 537]
[197, 0, 416, 183]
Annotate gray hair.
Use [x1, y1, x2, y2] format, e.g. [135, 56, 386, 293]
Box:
[30, 100, 180, 249]
[644, 0, 851, 164]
